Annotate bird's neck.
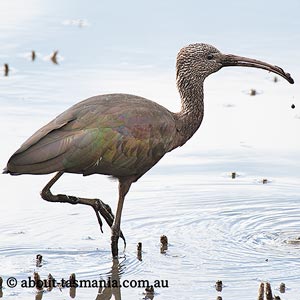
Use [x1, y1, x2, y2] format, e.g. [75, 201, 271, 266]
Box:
[175, 73, 204, 146]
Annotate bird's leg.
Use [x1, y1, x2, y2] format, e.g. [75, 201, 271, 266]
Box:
[40, 172, 126, 243]
[111, 178, 133, 258]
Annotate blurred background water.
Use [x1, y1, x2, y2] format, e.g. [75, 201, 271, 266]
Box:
[0, 0, 299, 299]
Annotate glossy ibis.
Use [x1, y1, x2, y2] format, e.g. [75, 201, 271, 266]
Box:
[3, 43, 294, 257]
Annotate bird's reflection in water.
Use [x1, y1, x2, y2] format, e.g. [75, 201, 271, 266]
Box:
[35, 290, 43, 300]
[30, 254, 156, 300]
[30, 258, 126, 300]
[96, 258, 122, 300]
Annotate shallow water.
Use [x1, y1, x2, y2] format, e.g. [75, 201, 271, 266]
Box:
[0, 1, 300, 299]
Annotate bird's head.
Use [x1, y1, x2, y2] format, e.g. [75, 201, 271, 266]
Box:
[177, 43, 294, 84]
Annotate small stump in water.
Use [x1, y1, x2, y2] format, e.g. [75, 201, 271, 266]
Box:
[36, 254, 42, 267]
[291, 104, 295, 109]
[160, 235, 168, 253]
[4, 64, 9, 76]
[257, 282, 264, 300]
[137, 242, 142, 261]
[265, 282, 273, 300]
[250, 89, 257, 96]
[0, 277, 3, 298]
[215, 280, 223, 292]
[137, 242, 142, 251]
[69, 273, 77, 298]
[231, 172, 236, 179]
[33, 272, 43, 291]
[50, 50, 59, 64]
[47, 273, 55, 291]
[69, 273, 77, 287]
[145, 285, 154, 297]
[31, 50, 36, 61]
[279, 282, 285, 293]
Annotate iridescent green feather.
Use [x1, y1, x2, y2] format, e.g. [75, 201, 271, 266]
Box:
[7, 94, 177, 177]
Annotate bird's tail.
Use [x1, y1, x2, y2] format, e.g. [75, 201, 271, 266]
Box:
[2, 166, 21, 175]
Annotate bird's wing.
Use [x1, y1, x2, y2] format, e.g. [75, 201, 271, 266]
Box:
[14, 113, 76, 155]
[6, 94, 177, 176]
[7, 105, 99, 174]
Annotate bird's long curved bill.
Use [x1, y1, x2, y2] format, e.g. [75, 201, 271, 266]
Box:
[222, 54, 294, 84]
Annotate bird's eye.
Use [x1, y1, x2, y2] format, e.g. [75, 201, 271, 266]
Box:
[207, 54, 214, 60]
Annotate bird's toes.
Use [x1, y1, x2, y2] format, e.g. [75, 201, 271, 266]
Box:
[96, 200, 114, 225]
[103, 203, 113, 214]
[120, 232, 126, 249]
